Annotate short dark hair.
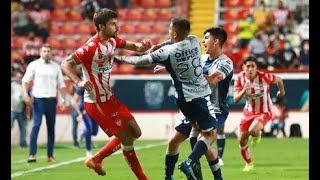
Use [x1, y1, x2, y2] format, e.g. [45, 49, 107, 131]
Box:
[203, 27, 227, 47]
[93, 8, 117, 30]
[243, 56, 257, 65]
[171, 18, 190, 38]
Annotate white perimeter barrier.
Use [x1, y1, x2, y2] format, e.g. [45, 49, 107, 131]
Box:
[11, 111, 309, 146]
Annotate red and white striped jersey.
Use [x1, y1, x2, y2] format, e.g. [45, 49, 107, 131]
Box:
[73, 34, 126, 103]
[234, 71, 276, 114]
[271, 8, 290, 26]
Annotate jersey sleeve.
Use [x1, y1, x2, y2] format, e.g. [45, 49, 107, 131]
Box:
[149, 45, 170, 64]
[21, 62, 36, 83]
[209, 59, 233, 79]
[115, 36, 126, 48]
[261, 72, 276, 84]
[73, 41, 96, 64]
[234, 74, 243, 91]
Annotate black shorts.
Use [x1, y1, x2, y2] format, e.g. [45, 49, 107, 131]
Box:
[176, 96, 216, 132]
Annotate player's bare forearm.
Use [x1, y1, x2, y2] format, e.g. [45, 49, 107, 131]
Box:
[125, 40, 152, 52]
[22, 82, 30, 97]
[61, 55, 82, 86]
[274, 76, 285, 96]
[233, 89, 245, 103]
[204, 71, 223, 85]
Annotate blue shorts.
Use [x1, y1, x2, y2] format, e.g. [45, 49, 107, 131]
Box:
[175, 96, 216, 133]
[175, 112, 229, 136]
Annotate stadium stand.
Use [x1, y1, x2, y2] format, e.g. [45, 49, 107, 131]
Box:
[11, 0, 309, 75]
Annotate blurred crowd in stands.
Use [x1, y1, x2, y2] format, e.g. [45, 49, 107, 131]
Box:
[11, 0, 309, 79]
[220, 0, 309, 72]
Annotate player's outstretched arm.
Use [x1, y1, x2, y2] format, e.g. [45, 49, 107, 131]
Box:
[124, 39, 152, 52]
[114, 54, 153, 66]
[273, 75, 285, 97]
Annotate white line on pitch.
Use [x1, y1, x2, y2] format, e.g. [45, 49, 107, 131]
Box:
[11, 141, 167, 178]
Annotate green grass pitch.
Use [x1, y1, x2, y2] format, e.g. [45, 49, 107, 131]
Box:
[11, 138, 308, 180]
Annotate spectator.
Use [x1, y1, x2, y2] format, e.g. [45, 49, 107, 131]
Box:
[237, 14, 258, 49]
[22, 31, 42, 64]
[38, 0, 54, 11]
[248, 31, 268, 69]
[11, 5, 37, 36]
[253, 0, 270, 29]
[96, 0, 117, 11]
[270, 96, 288, 138]
[22, 44, 66, 163]
[295, 17, 309, 41]
[80, 0, 99, 20]
[270, 0, 292, 34]
[119, 0, 131, 9]
[299, 39, 309, 70]
[28, 3, 50, 41]
[292, 5, 304, 24]
[274, 41, 299, 69]
[11, 70, 28, 148]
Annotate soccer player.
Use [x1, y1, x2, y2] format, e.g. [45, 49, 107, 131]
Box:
[115, 18, 223, 180]
[154, 26, 233, 179]
[61, 8, 151, 179]
[233, 56, 285, 171]
[71, 84, 99, 157]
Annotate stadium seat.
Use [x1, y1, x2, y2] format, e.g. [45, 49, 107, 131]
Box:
[11, 50, 23, 61]
[126, 8, 142, 20]
[66, 0, 81, 7]
[224, 0, 241, 7]
[238, 8, 251, 19]
[117, 9, 128, 20]
[61, 36, 78, 49]
[140, 0, 155, 8]
[68, 9, 82, 21]
[152, 21, 168, 33]
[157, 0, 171, 8]
[47, 36, 63, 49]
[77, 22, 93, 34]
[240, 0, 256, 7]
[135, 22, 151, 33]
[223, 9, 240, 20]
[141, 9, 157, 20]
[119, 23, 136, 34]
[61, 22, 76, 34]
[53, 0, 67, 8]
[11, 36, 28, 49]
[157, 8, 172, 20]
[51, 9, 68, 21]
[50, 22, 62, 35]
[223, 22, 238, 34]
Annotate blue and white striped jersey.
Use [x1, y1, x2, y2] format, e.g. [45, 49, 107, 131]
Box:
[150, 36, 211, 101]
[202, 54, 233, 114]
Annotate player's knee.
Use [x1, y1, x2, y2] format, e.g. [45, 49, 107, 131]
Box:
[249, 129, 260, 136]
[217, 127, 224, 135]
[132, 127, 142, 139]
[168, 138, 181, 149]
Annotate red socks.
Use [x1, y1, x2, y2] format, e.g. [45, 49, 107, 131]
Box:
[92, 136, 121, 163]
[240, 145, 252, 164]
[123, 149, 149, 180]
